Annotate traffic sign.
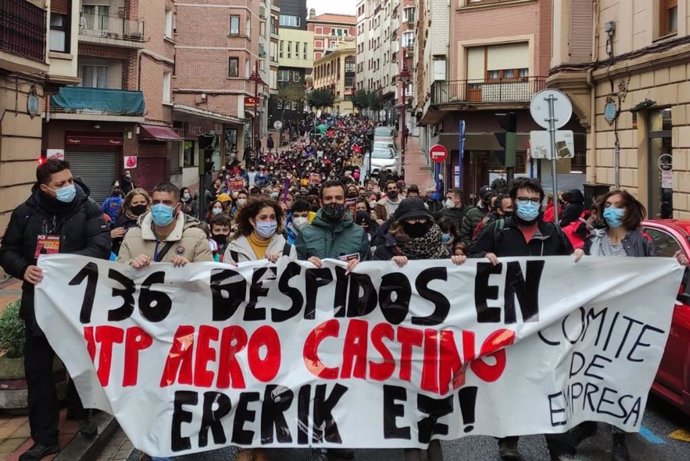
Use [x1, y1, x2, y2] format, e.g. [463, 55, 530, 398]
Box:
[429, 144, 448, 163]
[530, 89, 572, 129]
[273, 120, 283, 130]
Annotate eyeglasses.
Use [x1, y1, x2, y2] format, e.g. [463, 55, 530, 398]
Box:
[516, 197, 541, 204]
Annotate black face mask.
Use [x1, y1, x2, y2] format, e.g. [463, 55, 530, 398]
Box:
[403, 221, 431, 238]
[213, 234, 228, 245]
[130, 204, 148, 216]
[387, 191, 399, 199]
[322, 203, 346, 222]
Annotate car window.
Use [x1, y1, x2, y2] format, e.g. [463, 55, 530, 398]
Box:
[371, 149, 394, 159]
[642, 228, 681, 257]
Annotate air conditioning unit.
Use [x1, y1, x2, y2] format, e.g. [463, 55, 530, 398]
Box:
[259, 50, 266, 58]
[260, 6, 266, 19]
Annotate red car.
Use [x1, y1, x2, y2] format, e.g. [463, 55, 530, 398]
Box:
[641, 220, 690, 415]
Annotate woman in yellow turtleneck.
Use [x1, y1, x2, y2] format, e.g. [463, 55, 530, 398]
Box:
[223, 196, 297, 265]
[222, 197, 296, 461]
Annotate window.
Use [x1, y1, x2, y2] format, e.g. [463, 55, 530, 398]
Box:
[660, 0, 678, 36]
[486, 68, 528, 81]
[279, 15, 300, 28]
[295, 42, 300, 56]
[260, 22, 266, 36]
[230, 16, 240, 35]
[246, 18, 251, 37]
[293, 71, 300, 82]
[279, 40, 283, 58]
[183, 141, 196, 168]
[228, 57, 239, 77]
[278, 69, 290, 82]
[287, 41, 291, 59]
[164, 8, 173, 38]
[404, 7, 416, 23]
[642, 229, 681, 258]
[81, 5, 110, 31]
[49, 13, 70, 52]
[80, 66, 108, 88]
[163, 71, 172, 103]
[303, 42, 308, 60]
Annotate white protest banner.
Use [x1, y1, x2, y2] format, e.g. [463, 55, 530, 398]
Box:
[36, 255, 683, 457]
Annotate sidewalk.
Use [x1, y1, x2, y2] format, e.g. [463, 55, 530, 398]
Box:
[402, 136, 434, 192]
[0, 278, 82, 461]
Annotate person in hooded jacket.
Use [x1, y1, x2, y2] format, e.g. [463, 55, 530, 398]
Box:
[559, 189, 585, 228]
[0, 160, 111, 461]
[460, 185, 494, 246]
[373, 197, 466, 461]
[224, 197, 297, 264]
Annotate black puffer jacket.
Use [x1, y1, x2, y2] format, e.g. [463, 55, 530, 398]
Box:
[0, 184, 111, 328]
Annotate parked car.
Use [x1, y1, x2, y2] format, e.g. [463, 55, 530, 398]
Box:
[368, 146, 401, 176]
[641, 219, 690, 415]
[374, 126, 396, 139]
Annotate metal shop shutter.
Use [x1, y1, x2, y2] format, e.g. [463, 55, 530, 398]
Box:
[64, 151, 118, 204]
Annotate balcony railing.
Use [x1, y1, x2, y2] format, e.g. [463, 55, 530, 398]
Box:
[431, 77, 545, 105]
[79, 12, 144, 42]
[0, 0, 46, 62]
[51, 87, 145, 116]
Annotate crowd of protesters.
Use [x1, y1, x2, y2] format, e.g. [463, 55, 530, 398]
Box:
[2, 110, 690, 461]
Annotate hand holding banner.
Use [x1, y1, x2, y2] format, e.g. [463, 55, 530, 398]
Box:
[35, 255, 683, 457]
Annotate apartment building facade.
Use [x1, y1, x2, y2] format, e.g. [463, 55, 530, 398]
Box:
[174, 0, 265, 186]
[270, 0, 310, 126]
[312, 41, 357, 115]
[416, 0, 572, 197]
[550, 0, 690, 219]
[307, 11, 357, 62]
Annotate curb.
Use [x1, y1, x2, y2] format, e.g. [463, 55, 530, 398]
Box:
[54, 411, 119, 461]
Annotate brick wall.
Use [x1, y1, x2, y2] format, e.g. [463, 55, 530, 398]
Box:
[174, 0, 262, 119]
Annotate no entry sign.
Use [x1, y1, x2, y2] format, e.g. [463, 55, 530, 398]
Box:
[429, 144, 448, 163]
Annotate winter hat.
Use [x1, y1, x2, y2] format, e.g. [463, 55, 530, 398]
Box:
[394, 197, 433, 222]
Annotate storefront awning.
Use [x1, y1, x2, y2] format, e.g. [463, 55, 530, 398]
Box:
[139, 124, 182, 142]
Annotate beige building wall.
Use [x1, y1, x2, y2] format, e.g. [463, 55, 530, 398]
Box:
[312, 43, 356, 115]
[550, 0, 690, 217]
[278, 29, 314, 70]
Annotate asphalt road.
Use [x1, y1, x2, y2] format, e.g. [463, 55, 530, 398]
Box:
[155, 394, 689, 461]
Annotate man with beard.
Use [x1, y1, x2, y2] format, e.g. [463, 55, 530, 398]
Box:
[468, 177, 576, 461]
[373, 180, 403, 224]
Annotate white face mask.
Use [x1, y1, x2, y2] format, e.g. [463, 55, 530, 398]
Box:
[445, 199, 455, 208]
[369, 200, 377, 209]
[293, 216, 309, 230]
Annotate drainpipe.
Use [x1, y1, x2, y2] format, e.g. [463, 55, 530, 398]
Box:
[588, 0, 601, 185]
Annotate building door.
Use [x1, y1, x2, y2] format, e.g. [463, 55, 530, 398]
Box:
[64, 151, 118, 204]
[648, 108, 673, 219]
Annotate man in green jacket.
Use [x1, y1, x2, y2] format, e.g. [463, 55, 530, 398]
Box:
[295, 179, 369, 461]
[296, 179, 370, 269]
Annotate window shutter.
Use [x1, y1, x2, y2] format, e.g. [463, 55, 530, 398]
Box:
[569, 0, 593, 63]
[51, 0, 70, 15]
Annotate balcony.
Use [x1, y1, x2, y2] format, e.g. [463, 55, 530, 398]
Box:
[431, 77, 545, 106]
[78, 12, 145, 49]
[50, 86, 145, 122]
[0, 0, 46, 63]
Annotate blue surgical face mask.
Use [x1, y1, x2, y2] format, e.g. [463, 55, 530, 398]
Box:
[151, 204, 176, 226]
[255, 220, 277, 239]
[53, 184, 76, 203]
[603, 207, 625, 228]
[516, 200, 541, 222]
[441, 233, 452, 243]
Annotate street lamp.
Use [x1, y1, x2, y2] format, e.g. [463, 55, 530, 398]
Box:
[399, 64, 411, 162]
[249, 62, 266, 153]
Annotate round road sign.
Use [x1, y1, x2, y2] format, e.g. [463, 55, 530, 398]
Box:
[273, 120, 283, 130]
[429, 144, 448, 163]
[530, 89, 573, 130]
